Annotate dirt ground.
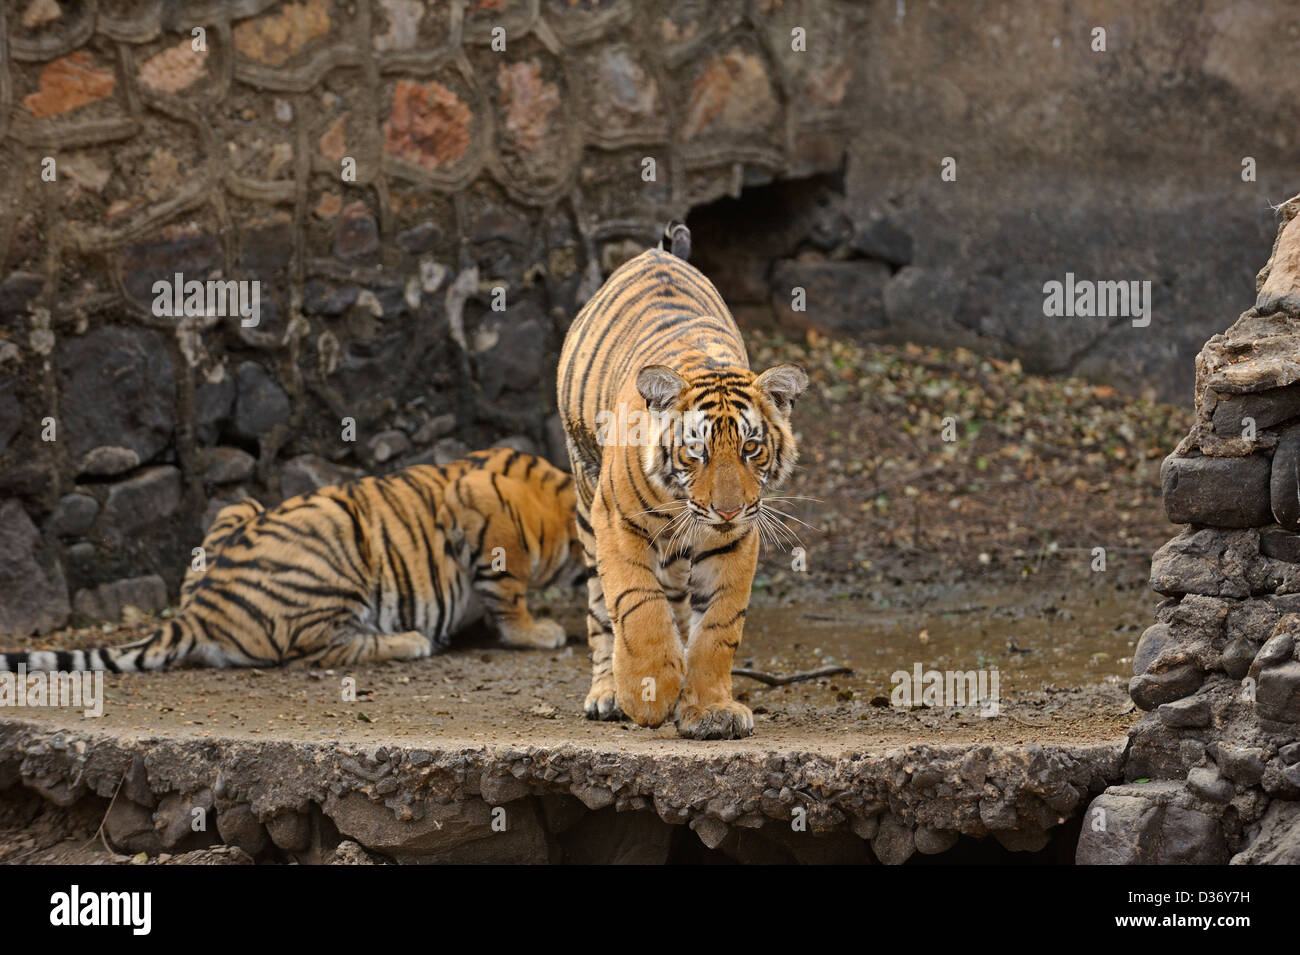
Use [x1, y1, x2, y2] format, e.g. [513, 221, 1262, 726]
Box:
[0, 338, 1185, 862]
[7, 571, 1144, 750]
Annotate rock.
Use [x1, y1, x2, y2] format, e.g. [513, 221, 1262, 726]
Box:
[412, 413, 456, 446]
[913, 825, 958, 855]
[72, 575, 167, 623]
[1157, 694, 1212, 728]
[1077, 784, 1227, 864]
[396, 222, 444, 255]
[1160, 453, 1273, 528]
[993, 827, 1051, 853]
[1213, 744, 1266, 785]
[682, 50, 778, 139]
[0, 499, 69, 638]
[367, 429, 410, 464]
[99, 467, 183, 534]
[280, 455, 361, 499]
[197, 447, 256, 484]
[689, 816, 729, 850]
[1149, 528, 1266, 599]
[1129, 665, 1203, 711]
[883, 266, 961, 338]
[1251, 631, 1295, 675]
[334, 202, 380, 260]
[1133, 623, 1178, 676]
[870, 813, 915, 865]
[1231, 798, 1300, 864]
[1186, 766, 1233, 803]
[1211, 383, 1300, 434]
[105, 799, 162, 855]
[55, 327, 175, 468]
[121, 754, 154, 807]
[383, 79, 473, 173]
[216, 803, 269, 857]
[323, 792, 546, 863]
[590, 47, 659, 133]
[1179, 739, 1206, 766]
[327, 840, 382, 865]
[1158, 806, 1228, 864]
[265, 811, 312, 852]
[807, 207, 853, 252]
[45, 493, 99, 537]
[23, 52, 116, 118]
[851, 214, 913, 266]
[474, 303, 547, 401]
[1271, 424, 1300, 530]
[154, 789, 214, 850]
[1261, 525, 1300, 563]
[570, 784, 614, 811]
[78, 446, 141, 477]
[478, 772, 530, 805]
[850, 814, 880, 841]
[1221, 638, 1258, 679]
[1280, 742, 1300, 764]
[195, 370, 236, 444]
[1256, 660, 1300, 723]
[232, 0, 332, 66]
[432, 438, 469, 466]
[1255, 209, 1300, 316]
[233, 362, 291, 440]
[770, 259, 890, 336]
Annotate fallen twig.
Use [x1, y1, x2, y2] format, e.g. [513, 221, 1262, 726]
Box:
[731, 665, 853, 686]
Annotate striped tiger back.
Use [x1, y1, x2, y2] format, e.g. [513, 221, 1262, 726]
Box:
[0, 449, 581, 673]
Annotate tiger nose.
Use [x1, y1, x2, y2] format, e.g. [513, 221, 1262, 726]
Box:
[714, 505, 742, 520]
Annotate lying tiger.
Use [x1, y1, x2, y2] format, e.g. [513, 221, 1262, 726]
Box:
[0, 449, 583, 672]
[557, 223, 808, 740]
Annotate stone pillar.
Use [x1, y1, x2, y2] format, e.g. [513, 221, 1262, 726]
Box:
[1078, 194, 1300, 865]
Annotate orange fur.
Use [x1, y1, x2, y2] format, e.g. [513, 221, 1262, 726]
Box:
[557, 239, 807, 739]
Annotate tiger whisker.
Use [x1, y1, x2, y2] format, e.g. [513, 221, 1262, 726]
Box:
[756, 509, 803, 551]
[760, 504, 819, 532]
[627, 501, 691, 519]
[650, 510, 691, 547]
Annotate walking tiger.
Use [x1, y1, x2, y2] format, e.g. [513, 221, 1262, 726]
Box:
[557, 223, 808, 739]
[0, 449, 583, 672]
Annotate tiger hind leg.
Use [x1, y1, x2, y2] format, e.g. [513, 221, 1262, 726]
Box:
[582, 569, 624, 720]
[474, 571, 567, 650]
[294, 623, 433, 668]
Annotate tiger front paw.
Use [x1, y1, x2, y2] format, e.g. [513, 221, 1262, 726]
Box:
[498, 617, 567, 650]
[674, 700, 754, 740]
[614, 664, 682, 729]
[583, 678, 626, 721]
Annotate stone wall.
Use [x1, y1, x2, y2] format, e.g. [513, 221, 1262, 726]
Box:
[1078, 195, 1300, 864]
[2, 0, 1299, 634]
[0, 0, 861, 635]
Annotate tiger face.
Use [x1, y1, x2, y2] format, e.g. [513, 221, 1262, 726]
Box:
[637, 362, 808, 528]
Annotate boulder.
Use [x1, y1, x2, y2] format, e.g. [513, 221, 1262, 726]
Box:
[0, 499, 69, 637]
[1160, 453, 1272, 527]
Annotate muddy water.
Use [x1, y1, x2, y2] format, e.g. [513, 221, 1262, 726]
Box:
[740, 583, 1149, 699]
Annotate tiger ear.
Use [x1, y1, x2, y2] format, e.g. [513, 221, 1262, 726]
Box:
[637, 365, 687, 412]
[754, 363, 808, 415]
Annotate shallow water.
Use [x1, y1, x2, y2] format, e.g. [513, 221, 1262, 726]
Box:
[741, 583, 1148, 698]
